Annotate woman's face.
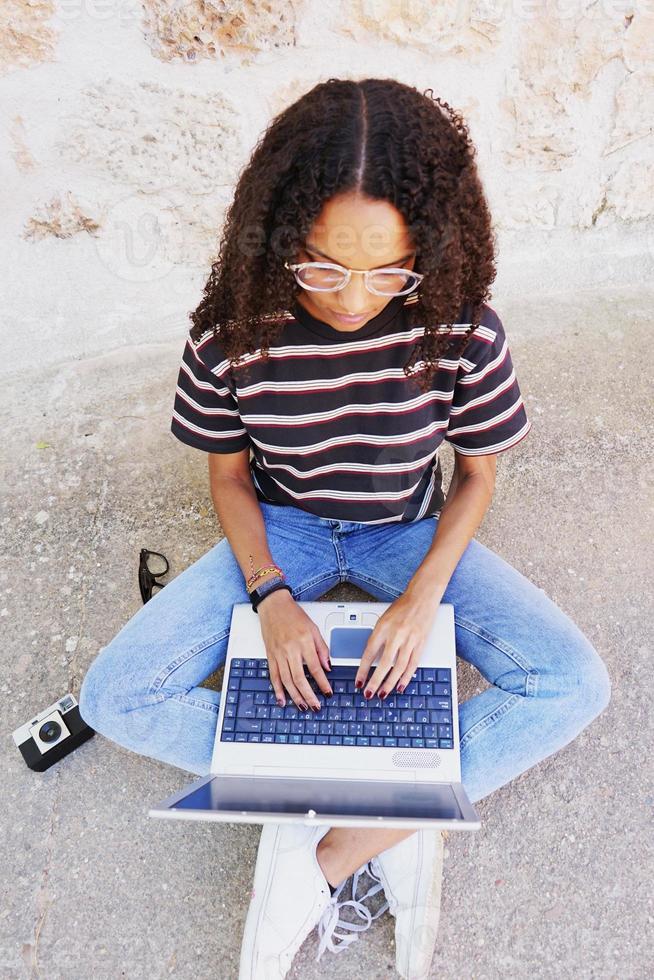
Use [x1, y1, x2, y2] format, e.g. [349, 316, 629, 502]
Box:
[292, 191, 417, 332]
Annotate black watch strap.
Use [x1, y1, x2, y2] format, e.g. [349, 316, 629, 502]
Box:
[249, 581, 293, 613]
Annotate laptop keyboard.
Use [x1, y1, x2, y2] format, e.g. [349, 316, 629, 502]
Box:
[220, 659, 454, 749]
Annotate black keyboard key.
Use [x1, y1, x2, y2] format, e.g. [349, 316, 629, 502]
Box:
[430, 710, 451, 724]
[235, 719, 261, 733]
[240, 678, 275, 691]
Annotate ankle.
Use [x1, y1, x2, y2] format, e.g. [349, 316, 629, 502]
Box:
[316, 837, 344, 889]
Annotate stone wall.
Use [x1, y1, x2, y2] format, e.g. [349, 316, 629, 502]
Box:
[1, 0, 652, 374]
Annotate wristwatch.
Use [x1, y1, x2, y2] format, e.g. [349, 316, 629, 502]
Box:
[248, 575, 293, 613]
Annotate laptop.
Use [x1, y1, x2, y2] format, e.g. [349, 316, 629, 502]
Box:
[149, 600, 481, 831]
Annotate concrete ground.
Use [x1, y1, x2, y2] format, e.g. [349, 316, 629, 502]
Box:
[2, 286, 652, 979]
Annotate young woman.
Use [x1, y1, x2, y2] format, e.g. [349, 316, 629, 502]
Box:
[79, 78, 611, 980]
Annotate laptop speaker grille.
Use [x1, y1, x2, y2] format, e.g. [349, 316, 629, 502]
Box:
[392, 750, 441, 769]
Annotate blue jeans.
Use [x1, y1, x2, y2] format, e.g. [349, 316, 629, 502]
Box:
[78, 502, 611, 805]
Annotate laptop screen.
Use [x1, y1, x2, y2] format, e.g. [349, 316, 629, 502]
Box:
[169, 775, 464, 821]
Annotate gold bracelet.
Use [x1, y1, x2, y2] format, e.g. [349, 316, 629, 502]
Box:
[246, 564, 285, 591]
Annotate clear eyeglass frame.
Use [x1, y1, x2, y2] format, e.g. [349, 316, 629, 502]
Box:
[283, 259, 425, 297]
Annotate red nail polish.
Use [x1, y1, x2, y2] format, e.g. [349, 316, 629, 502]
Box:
[355, 680, 363, 689]
[364, 689, 372, 699]
[397, 684, 405, 693]
[379, 690, 387, 699]
[277, 698, 285, 707]
[299, 702, 308, 711]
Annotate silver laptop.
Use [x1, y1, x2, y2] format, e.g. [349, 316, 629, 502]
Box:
[149, 600, 480, 831]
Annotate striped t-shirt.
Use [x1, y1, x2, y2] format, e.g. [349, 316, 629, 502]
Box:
[170, 292, 532, 524]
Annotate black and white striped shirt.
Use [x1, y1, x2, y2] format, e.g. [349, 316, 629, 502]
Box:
[170, 293, 532, 524]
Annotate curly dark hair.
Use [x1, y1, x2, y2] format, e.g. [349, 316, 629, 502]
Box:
[189, 76, 498, 395]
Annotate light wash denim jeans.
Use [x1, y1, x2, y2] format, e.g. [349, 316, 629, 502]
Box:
[78, 501, 611, 805]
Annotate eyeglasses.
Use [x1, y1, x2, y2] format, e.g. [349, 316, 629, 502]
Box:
[284, 257, 424, 297]
[139, 548, 170, 604]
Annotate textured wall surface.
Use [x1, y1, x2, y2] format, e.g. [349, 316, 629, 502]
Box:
[1, 0, 652, 373]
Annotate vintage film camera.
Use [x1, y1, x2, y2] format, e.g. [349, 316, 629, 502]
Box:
[12, 693, 95, 772]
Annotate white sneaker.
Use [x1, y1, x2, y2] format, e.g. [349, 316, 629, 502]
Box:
[238, 822, 386, 980]
[369, 830, 445, 980]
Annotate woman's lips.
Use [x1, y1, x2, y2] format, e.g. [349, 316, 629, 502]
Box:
[331, 310, 373, 324]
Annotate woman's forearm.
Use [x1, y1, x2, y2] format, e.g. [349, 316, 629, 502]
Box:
[210, 476, 283, 590]
[405, 469, 494, 602]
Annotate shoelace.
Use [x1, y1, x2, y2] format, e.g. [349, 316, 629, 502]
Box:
[315, 862, 389, 961]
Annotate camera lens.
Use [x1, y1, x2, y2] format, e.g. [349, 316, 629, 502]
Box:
[39, 720, 62, 743]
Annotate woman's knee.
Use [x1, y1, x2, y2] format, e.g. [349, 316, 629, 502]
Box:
[78, 649, 114, 732]
[565, 635, 612, 722]
[78, 639, 148, 733]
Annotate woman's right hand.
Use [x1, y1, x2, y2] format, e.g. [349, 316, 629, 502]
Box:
[257, 590, 333, 709]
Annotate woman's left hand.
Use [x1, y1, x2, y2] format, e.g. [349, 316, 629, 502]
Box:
[354, 585, 444, 698]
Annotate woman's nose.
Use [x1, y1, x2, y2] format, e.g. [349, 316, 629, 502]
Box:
[336, 273, 373, 313]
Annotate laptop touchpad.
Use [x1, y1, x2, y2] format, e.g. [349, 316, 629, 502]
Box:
[329, 627, 374, 661]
